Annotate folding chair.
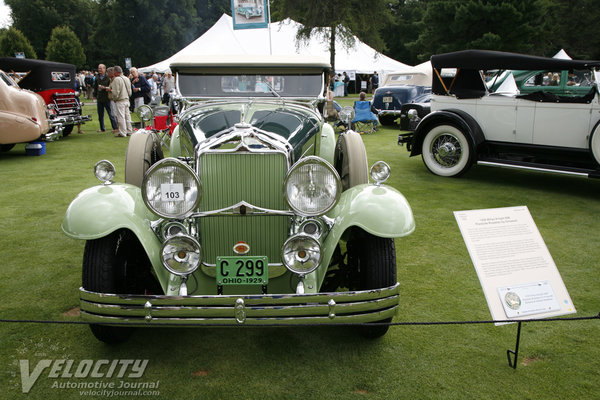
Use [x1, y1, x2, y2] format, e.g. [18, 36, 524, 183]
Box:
[351, 101, 379, 134]
[152, 106, 173, 149]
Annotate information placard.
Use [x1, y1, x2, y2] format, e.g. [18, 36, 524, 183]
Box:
[454, 206, 575, 324]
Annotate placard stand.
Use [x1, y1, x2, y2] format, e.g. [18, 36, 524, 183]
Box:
[506, 321, 523, 369]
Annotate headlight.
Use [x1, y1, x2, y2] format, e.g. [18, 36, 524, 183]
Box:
[281, 235, 322, 275]
[161, 234, 202, 276]
[370, 161, 391, 185]
[142, 158, 201, 218]
[284, 156, 341, 216]
[94, 160, 115, 185]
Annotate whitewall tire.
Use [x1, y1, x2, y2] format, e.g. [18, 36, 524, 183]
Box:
[421, 124, 472, 177]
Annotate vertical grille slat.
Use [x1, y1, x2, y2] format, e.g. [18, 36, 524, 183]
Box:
[199, 152, 289, 264]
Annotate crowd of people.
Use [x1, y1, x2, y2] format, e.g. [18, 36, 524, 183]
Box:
[76, 64, 175, 137]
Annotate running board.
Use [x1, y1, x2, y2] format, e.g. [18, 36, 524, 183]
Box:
[477, 160, 600, 178]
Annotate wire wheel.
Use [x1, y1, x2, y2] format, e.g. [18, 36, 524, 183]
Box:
[421, 124, 472, 177]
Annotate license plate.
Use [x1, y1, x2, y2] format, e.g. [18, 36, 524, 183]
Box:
[216, 256, 268, 285]
[383, 96, 393, 103]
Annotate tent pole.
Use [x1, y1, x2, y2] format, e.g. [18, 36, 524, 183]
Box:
[267, 0, 272, 55]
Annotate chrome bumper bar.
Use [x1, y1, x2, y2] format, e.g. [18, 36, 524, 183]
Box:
[79, 284, 400, 326]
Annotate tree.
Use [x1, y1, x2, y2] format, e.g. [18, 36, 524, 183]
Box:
[271, 0, 390, 72]
[380, 0, 428, 66]
[407, 0, 547, 62]
[6, 0, 94, 60]
[0, 27, 37, 58]
[541, 0, 600, 59]
[45, 26, 86, 67]
[88, 0, 202, 69]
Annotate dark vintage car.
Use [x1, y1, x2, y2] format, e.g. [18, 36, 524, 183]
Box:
[372, 71, 431, 126]
[0, 57, 91, 138]
[63, 55, 415, 343]
[398, 92, 431, 131]
[398, 50, 600, 178]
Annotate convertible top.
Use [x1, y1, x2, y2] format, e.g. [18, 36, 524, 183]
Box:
[431, 50, 600, 70]
[0, 57, 76, 91]
[430, 50, 600, 99]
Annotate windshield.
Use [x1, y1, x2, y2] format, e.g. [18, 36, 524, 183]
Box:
[0, 70, 18, 87]
[177, 73, 323, 98]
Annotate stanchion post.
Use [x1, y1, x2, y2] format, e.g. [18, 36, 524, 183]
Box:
[506, 321, 523, 369]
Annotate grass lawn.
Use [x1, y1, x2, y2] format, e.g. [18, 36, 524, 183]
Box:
[0, 101, 599, 399]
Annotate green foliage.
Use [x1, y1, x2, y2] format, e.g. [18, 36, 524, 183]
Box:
[88, 0, 226, 69]
[381, 0, 427, 66]
[406, 0, 546, 62]
[541, 0, 600, 59]
[45, 26, 86, 68]
[6, 0, 94, 61]
[0, 27, 37, 58]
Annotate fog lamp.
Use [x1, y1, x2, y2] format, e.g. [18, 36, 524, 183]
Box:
[370, 161, 390, 185]
[94, 160, 115, 185]
[281, 235, 321, 275]
[161, 234, 202, 276]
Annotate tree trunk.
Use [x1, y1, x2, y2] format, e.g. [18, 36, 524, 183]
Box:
[329, 24, 336, 72]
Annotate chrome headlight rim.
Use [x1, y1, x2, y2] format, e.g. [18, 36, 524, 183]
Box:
[160, 220, 189, 240]
[281, 234, 322, 275]
[141, 158, 201, 219]
[94, 160, 115, 185]
[370, 161, 391, 185]
[283, 156, 342, 217]
[160, 233, 202, 277]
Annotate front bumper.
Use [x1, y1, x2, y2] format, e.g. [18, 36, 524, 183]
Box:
[376, 109, 402, 117]
[80, 283, 400, 326]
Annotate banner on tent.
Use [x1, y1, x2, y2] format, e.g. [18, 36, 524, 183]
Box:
[231, 0, 269, 30]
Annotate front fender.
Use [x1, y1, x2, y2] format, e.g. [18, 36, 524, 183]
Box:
[309, 184, 415, 290]
[327, 183, 415, 239]
[62, 183, 159, 240]
[411, 110, 483, 157]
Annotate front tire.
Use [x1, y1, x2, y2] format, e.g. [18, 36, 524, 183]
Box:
[61, 125, 74, 137]
[421, 124, 472, 177]
[348, 228, 397, 338]
[378, 114, 396, 126]
[82, 230, 159, 344]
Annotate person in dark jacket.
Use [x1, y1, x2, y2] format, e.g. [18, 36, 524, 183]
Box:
[129, 67, 151, 110]
[93, 64, 118, 133]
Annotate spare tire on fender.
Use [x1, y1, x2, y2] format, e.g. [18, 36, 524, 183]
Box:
[334, 130, 369, 191]
[125, 132, 164, 187]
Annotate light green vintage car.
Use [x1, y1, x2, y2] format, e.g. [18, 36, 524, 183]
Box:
[62, 55, 415, 343]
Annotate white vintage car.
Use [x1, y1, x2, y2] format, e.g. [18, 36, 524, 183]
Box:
[399, 50, 600, 178]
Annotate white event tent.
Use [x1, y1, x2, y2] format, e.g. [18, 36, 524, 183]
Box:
[139, 14, 410, 79]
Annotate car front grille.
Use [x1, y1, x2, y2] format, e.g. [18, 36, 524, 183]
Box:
[53, 92, 80, 116]
[198, 152, 289, 265]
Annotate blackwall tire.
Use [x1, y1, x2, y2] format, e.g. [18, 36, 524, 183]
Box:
[125, 132, 163, 187]
[334, 131, 369, 191]
[82, 230, 159, 344]
[0, 144, 15, 152]
[378, 114, 396, 126]
[348, 228, 397, 338]
[421, 124, 472, 177]
[590, 125, 600, 166]
[61, 125, 74, 137]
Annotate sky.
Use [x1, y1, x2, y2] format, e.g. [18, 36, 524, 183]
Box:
[0, 0, 12, 29]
